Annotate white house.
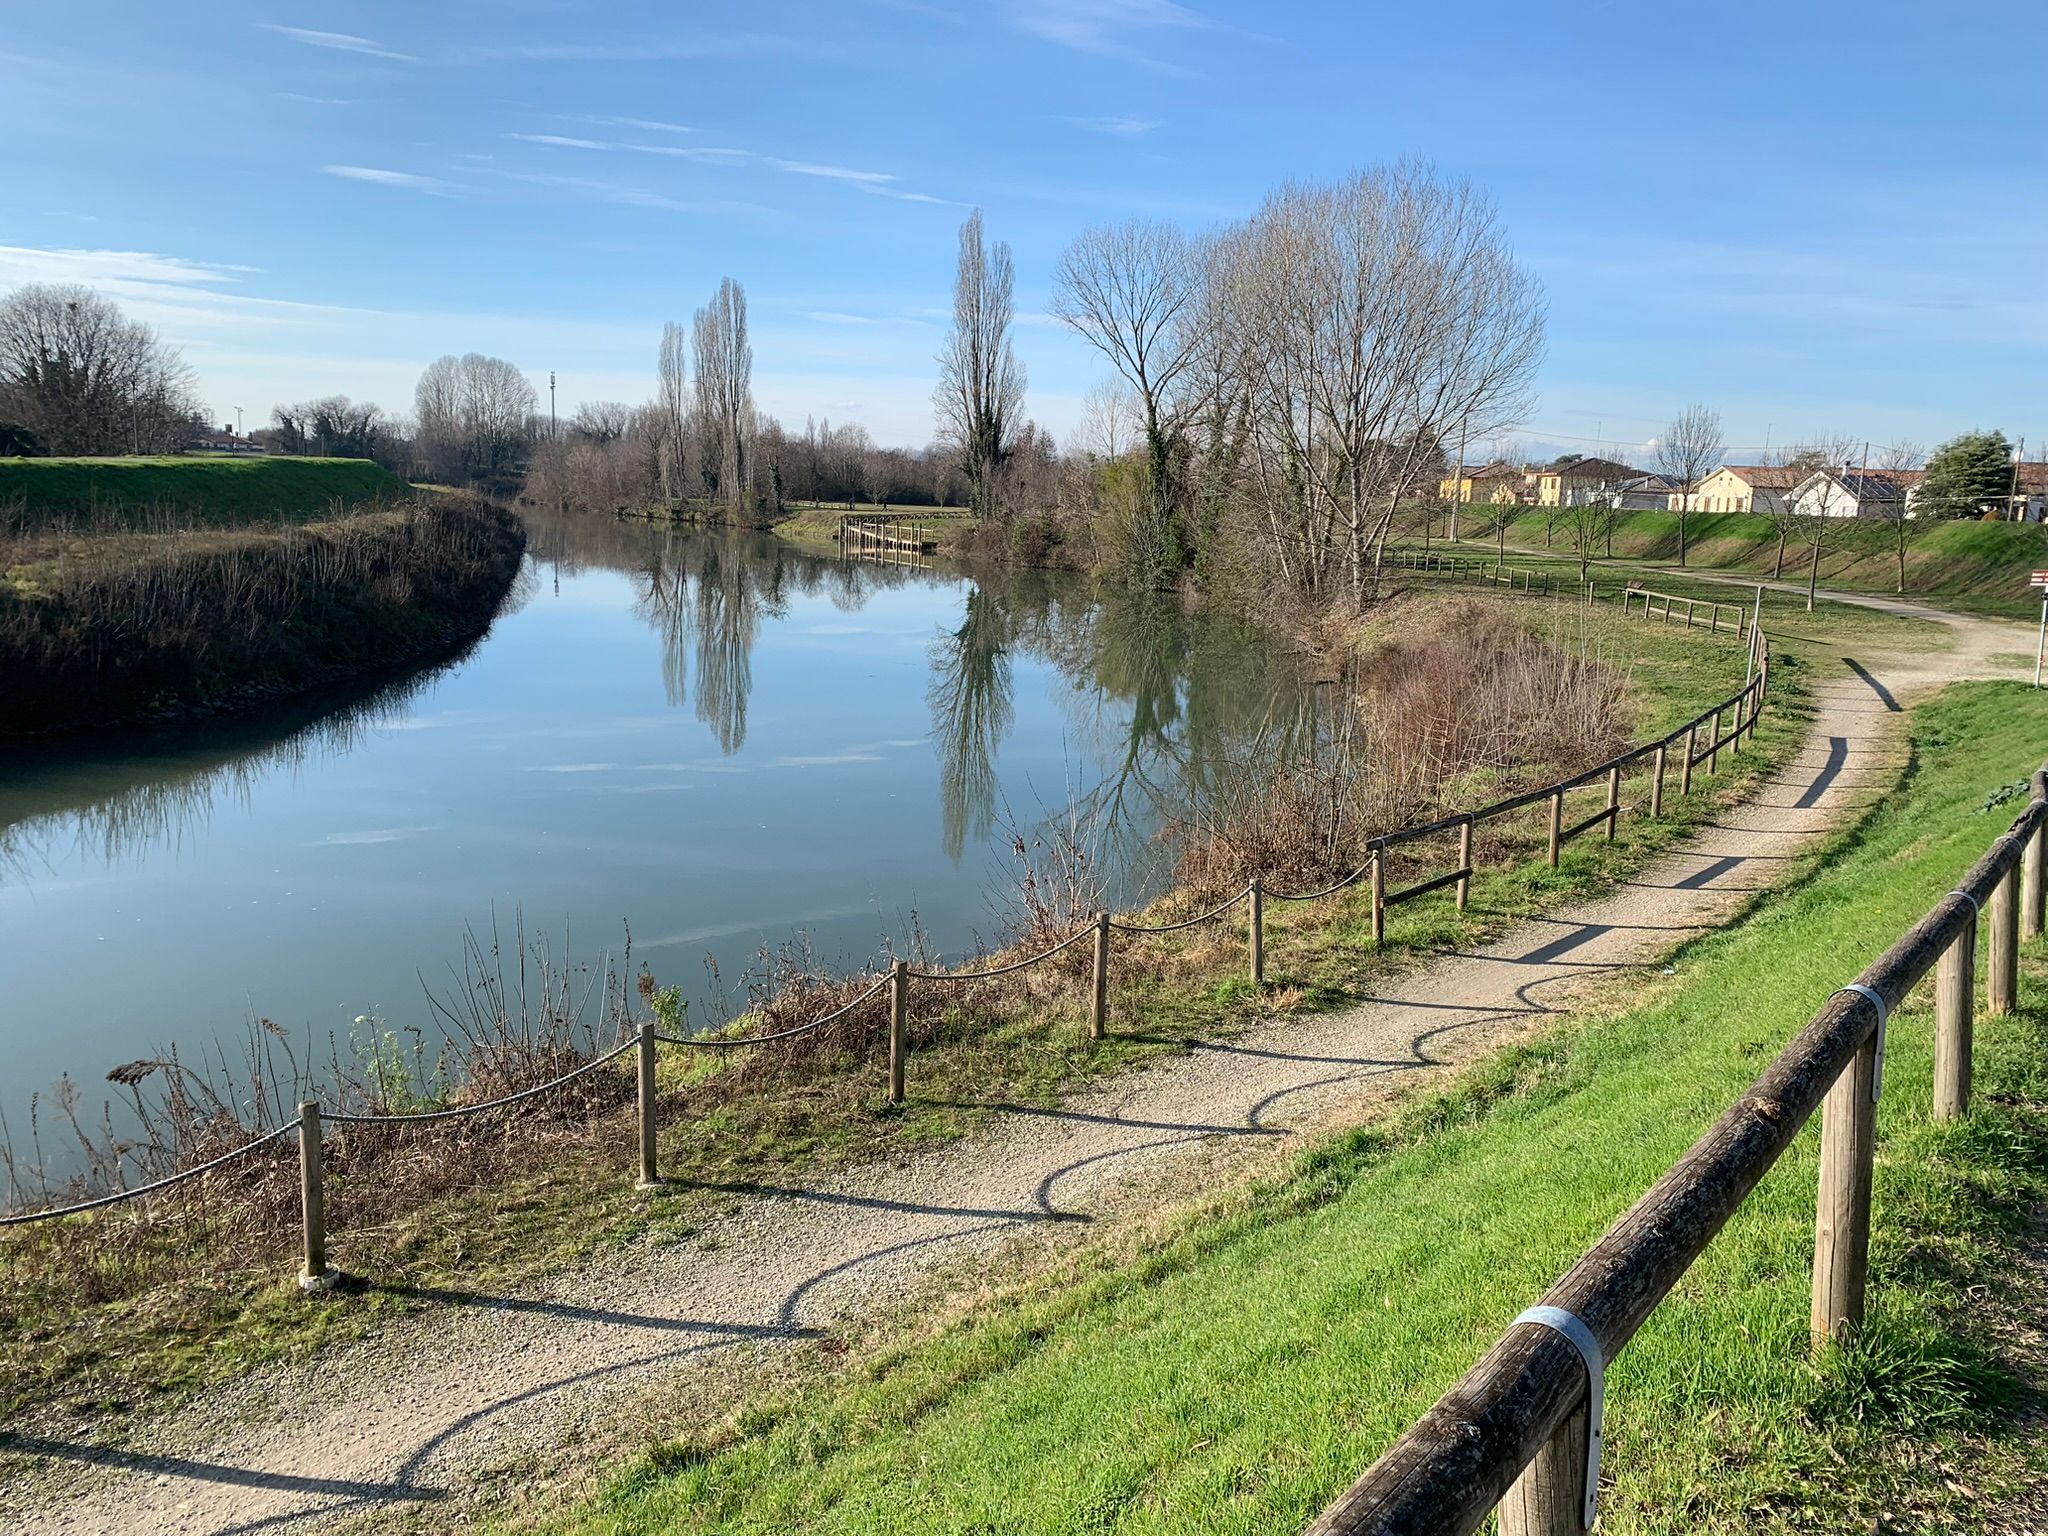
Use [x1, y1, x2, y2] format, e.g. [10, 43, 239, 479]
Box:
[1787, 468, 1919, 520]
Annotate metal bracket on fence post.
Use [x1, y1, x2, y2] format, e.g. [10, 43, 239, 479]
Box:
[1834, 984, 1889, 1103]
[297, 1099, 336, 1294]
[1511, 1305, 1604, 1529]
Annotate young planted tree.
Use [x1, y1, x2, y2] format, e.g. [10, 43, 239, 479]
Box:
[1916, 429, 2014, 518]
[936, 211, 1027, 521]
[1779, 435, 1859, 611]
[1870, 440, 1923, 593]
[692, 279, 755, 515]
[1656, 403, 1724, 567]
[1052, 219, 1207, 580]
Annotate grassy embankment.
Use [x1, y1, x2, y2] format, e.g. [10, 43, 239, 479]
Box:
[0, 494, 526, 736]
[0, 590, 1844, 1432]
[1443, 504, 2048, 616]
[518, 679, 2048, 1536]
[0, 455, 409, 527]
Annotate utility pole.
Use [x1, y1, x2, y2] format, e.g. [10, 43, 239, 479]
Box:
[234, 405, 243, 437]
[549, 372, 557, 441]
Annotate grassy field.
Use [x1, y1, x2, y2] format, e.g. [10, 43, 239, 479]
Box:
[518, 682, 2048, 1535]
[0, 594, 1808, 1428]
[0, 455, 410, 526]
[770, 503, 976, 555]
[1448, 505, 2047, 616]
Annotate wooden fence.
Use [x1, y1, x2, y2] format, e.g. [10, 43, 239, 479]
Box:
[840, 515, 939, 554]
[1304, 768, 2048, 1536]
[1, 582, 1773, 1304]
[1393, 549, 1757, 641]
[1619, 583, 1748, 635]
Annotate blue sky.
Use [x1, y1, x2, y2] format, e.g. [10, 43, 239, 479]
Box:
[4, 0, 2043, 463]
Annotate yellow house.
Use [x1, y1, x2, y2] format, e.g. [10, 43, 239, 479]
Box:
[1438, 461, 1525, 502]
[1688, 465, 1802, 514]
[1533, 456, 1637, 507]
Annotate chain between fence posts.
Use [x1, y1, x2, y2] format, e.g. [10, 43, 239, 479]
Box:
[1090, 911, 1110, 1040]
[1651, 744, 1667, 819]
[297, 1100, 333, 1294]
[1457, 817, 1474, 913]
[1935, 904, 1977, 1122]
[1248, 879, 1265, 986]
[635, 1018, 661, 1189]
[1370, 847, 1386, 946]
[1546, 789, 1563, 868]
[888, 959, 908, 1104]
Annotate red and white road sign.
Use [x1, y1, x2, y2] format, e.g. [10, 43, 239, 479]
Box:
[2031, 570, 2048, 588]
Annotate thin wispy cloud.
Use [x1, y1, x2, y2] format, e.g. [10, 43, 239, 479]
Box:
[809, 311, 875, 325]
[507, 132, 611, 150]
[575, 115, 697, 135]
[1067, 114, 1160, 134]
[279, 92, 359, 106]
[1008, 0, 1210, 72]
[322, 165, 457, 196]
[260, 24, 416, 63]
[473, 33, 799, 64]
[769, 159, 894, 184]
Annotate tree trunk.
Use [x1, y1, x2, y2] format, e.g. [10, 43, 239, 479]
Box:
[1773, 523, 1787, 579]
[1807, 533, 1821, 612]
[1679, 497, 1689, 566]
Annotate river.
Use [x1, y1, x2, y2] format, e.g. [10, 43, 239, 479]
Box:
[0, 512, 1312, 1162]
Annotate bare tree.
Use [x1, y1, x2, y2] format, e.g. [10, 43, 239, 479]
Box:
[691, 279, 754, 515]
[656, 320, 690, 501]
[0, 283, 202, 454]
[1777, 435, 1859, 611]
[1071, 381, 1140, 462]
[1655, 403, 1723, 567]
[1053, 219, 1206, 576]
[414, 353, 538, 486]
[1870, 440, 1922, 594]
[935, 209, 1027, 521]
[1212, 161, 1544, 605]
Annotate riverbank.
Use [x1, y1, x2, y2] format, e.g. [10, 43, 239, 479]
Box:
[0, 495, 526, 737]
[512, 681, 2048, 1536]
[0, 586, 1790, 1440]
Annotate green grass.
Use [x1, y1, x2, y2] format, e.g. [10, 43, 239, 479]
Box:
[0, 456, 410, 526]
[0, 595, 1794, 1431]
[1451, 506, 2047, 617]
[518, 681, 2048, 1535]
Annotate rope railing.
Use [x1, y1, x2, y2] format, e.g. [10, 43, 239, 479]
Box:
[0, 1122, 297, 1228]
[1304, 766, 2048, 1536]
[3, 577, 1774, 1302]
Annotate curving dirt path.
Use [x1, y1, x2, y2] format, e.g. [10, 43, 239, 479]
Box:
[2, 598, 2031, 1536]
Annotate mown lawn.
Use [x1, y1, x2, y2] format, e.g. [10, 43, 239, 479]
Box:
[1441, 506, 2047, 617]
[0, 455, 409, 525]
[524, 682, 2048, 1535]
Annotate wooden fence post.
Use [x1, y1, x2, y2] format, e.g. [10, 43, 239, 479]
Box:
[2025, 799, 2047, 941]
[1456, 817, 1474, 913]
[1651, 744, 1667, 818]
[1935, 909, 1976, 1121]
[297, 1099, 333, 1293]
[1498, 1404, 1592, 1536]
[1370, 846, 1386, 946]
[1604, 765, 1621, 841]
[635, 1018, 660, 1188]
[1248, 879, 1265, 986]
[1989, 863, 2019, 1017]
[1547, 789, 1563, 868]
[1811, 1022, 1879, 1345]
[1681, 725, 1696, 796]
[1090, 912, 1110, 1040]
[888, 959, 908, 1104]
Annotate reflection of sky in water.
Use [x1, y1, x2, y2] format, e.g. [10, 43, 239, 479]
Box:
[0, 518, 1307, 1146]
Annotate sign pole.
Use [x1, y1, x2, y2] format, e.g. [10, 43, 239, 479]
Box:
[2035, 594, 2047, 689]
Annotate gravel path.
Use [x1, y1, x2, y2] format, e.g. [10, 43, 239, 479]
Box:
[4, 599, 2029, 1536]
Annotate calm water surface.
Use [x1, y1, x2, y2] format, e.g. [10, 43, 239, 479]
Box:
[0, 514, 1309, 1145]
